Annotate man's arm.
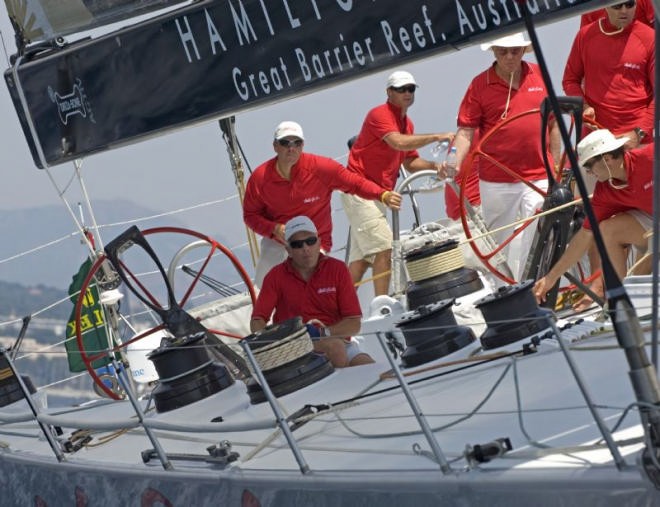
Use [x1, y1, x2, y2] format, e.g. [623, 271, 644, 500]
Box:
[383, 131, 454, 151]
[533, 228, 594, 303]
[549, 120, 562, 167]
[326, 316, 361, 337]
[250, 317, 268, 333]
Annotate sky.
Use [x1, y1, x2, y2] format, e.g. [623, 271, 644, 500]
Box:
[0, 8, 581, 289]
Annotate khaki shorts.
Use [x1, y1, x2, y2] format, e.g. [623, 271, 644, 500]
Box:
[341, 193, 392, 264]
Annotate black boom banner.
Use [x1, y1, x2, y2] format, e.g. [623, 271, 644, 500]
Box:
[4, 0, 604, 168]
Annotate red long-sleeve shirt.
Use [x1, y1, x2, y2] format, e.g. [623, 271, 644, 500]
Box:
[243, 152, 385, 252]
[563, 19, 655, 136]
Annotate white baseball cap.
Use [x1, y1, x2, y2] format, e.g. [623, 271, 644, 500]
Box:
[274, 121, 304, 141]
[284, 216, 317, 241]
[387, 71, 417, 88]
[480, 32, 532, 52]
[577, 129, 629, 168]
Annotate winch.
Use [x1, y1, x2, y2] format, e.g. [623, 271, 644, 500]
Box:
[474, 280, 555, 350]
[395, 299, 476, 367]
[405, 239, 483, 311]
[243, 317, 334, 404]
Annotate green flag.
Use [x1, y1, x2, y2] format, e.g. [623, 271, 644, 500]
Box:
[64, 258, 115, 372]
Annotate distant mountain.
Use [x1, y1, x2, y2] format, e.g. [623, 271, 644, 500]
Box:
[0, 200, 234, 289]
[0, 280, 69, 320]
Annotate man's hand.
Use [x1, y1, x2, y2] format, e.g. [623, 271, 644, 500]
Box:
[272, 223, 285, 242]
[382, 191, 402, 210]
[533, 277, 551, 304]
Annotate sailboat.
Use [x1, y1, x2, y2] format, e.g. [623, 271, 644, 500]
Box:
[1, 0, 660, 505]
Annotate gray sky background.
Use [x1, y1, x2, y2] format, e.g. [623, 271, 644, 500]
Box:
[0, 10, 580, 288]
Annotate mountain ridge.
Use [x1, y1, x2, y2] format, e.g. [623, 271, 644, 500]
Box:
[0, 199, 230, 289]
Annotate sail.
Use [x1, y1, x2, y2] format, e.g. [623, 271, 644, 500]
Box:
[4, 0, 188, 45]
[4, 0, 609, 169]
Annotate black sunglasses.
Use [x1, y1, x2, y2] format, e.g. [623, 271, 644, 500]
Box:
[277, 139, 303, 148]
[391, 85, 416, 94]
[611, 0, 635, 9]
[289, 236, 318, 249]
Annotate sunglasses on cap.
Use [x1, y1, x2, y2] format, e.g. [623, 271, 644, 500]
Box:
[611, 0, 636, 8]
[277, 139, 303, 148]
[289, 236, 318, 249]
[391, 85, 416, 94]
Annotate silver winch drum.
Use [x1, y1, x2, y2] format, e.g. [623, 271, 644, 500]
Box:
[395, 299, 476, 367]
[405, 239, 483, 311]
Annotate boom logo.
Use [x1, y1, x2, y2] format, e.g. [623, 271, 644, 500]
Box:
[48, 78, 95, 125]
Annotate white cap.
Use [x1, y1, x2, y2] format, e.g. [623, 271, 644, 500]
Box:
[480, 32, 532, 52]
[284, 215, 317, 241]
[274, 121, 304, 141]
[386, 71, 417, 88]
[577, 129, 629, 168]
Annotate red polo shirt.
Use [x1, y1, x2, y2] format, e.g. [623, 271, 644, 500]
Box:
[584, 143, 654, 230]
[457, 62, 552, 183]
[252, 255, 362, 327]
[580, 0, 654, 28]
[243, 152, 385, 252]
[347, 102, 420, 190]
[563, 19, 655, 137]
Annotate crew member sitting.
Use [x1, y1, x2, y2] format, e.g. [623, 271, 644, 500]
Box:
[250, 215, 374, 367]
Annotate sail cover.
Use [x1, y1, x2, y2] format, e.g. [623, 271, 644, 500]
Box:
[4, 0, 188, 44]
[4, 0, 608, 169]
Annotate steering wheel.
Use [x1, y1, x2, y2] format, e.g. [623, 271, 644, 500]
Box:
[458, 107, 604, 288]
[73, 226, 256, 400]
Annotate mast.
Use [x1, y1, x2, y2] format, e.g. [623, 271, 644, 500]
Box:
[219, 116, 260, 268]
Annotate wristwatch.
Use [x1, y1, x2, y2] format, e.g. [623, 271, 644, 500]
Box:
[634, 127, 646, 142]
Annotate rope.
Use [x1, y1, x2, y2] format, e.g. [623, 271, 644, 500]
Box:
[405, 247, 465, 282]
[460, 194, 590, 246]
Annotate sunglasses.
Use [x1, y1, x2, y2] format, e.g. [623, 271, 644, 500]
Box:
[493, 47, 525, 56]
[611, 0, 635, 8]
[277, 139, 303, 148]
[391, 85, 416, 94]
[289, 236, 318, 249]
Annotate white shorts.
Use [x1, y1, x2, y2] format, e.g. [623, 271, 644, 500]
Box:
[341, 193, 392, 264]
[628, 209, 654, 254]
[254, 237, 287, 288]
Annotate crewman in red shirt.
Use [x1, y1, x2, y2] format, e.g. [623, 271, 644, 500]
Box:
[250, 216, 374, 367]
[533, 129, 654, 306]
[243, 121, 401, 287]
[580, 0, 654, 28]
[343, 70, 455, 296]
[448, 32, 560, 280]
[563, 1, 654, 309]
[564, 0, 655, 149]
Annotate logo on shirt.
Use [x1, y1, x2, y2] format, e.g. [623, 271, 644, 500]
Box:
[303, 196, 321, 203]
[527, 86, 544, 92]
[623, 62, 641, 71]
[317, 286, 337, 294]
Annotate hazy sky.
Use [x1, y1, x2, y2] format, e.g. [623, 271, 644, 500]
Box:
[0, 9, 580, 287]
